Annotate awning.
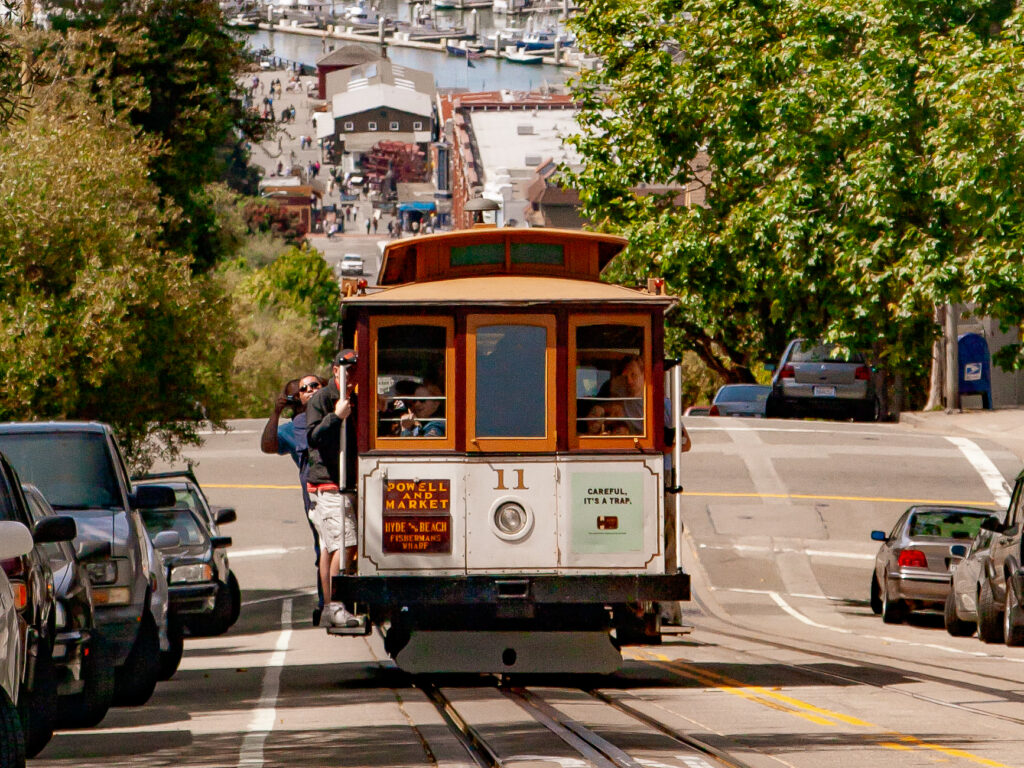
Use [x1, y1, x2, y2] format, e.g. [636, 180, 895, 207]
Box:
[398, 201, 436, 212]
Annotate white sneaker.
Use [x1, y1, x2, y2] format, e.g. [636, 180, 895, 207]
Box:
[327, 604, 362, 629]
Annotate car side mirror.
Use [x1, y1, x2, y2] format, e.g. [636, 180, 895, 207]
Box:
[130, 485, 176, 510]
[214, 508, 237, 525]
[980, 517, 1003, 533]
[211, 536, 232, 549]
[0, 521, 33, 560]
[152, 531, 180, 549]
[33, 515, 77, 544]
[77, 540, 112, 560]
[950, 544, 968, 558]
[870, 530, 886, 541]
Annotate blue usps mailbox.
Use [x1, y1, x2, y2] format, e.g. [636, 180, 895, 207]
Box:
[958, 332, 992, 409]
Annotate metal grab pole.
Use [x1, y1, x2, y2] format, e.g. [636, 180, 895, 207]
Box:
[338, 365, 348, 577]
[672, 365, 683, 573]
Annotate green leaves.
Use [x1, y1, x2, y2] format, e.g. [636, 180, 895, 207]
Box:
[570, 0, 1024, 399]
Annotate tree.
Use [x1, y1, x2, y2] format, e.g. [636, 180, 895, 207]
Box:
[0, 87, 238, 470]
[568, 0, 1024, 410]
[46, 0, 266, 272]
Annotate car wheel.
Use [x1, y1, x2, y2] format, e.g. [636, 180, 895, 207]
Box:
[944, 591, 975, 637]
[185, 578, 236, 637]
[158, 617, 185, 681]
[880, 575, 907, 624]
[227, 571, 242, 628]
[113, 613, 160, 707]
[869, 574, 882, 615]
[854, 398, 879, 422]
[0, 688, 26, 768]
[57, 642, 114, 729]
[764, 394, 786, 419]
[19, 642, 56, 758]
[1004, 583, 1024, 647]
[976, 580, 1004, 644]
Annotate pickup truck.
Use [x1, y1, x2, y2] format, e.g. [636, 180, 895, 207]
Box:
[0, 422, 175, 717]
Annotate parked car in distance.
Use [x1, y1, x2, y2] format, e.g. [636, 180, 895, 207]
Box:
[0, 452, 78, 757]
[20, 484, 114, 729]
[340, 253, 365, 276]
[683, 405, 714, 417]
[945, 519, 1002, 638]
[711, 384, 770, 417]
[870, 505, 998, 624]
[972, 469, 1024, 646]
[0, 520, 34, 768]
[134, 472, 240, 639]
[0, 422, 176, 710]
[765, 339, 878, 421]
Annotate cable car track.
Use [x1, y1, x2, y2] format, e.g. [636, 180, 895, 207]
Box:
[417, 678, 752, 768]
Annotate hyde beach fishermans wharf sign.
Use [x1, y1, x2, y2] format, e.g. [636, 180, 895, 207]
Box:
[382, 479, 451, 553]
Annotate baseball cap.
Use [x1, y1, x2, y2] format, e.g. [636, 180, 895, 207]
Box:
[333, 349, 358, 367]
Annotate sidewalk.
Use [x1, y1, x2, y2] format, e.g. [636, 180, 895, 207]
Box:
[901, 407, 1024, 462]
[243, 68, 399, 270]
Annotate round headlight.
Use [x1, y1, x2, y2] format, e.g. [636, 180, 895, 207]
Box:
[494, 502, 528, 536]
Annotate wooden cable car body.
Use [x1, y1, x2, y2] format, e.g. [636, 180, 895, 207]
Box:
[333, 227, 690, 674]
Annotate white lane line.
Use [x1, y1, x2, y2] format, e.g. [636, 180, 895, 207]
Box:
[237, 599, 292, 768]
[230, 546, 309, 559]
[241, 588, 316, 608]
[766, 591, 1024, 662]
[946, 436, 1012, 508]
[698, 543, 874, 560]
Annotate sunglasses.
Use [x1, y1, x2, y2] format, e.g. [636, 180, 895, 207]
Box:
[299, 382, 321, 393]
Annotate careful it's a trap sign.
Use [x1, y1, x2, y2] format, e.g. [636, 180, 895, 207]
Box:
[382, 479, 451, 553]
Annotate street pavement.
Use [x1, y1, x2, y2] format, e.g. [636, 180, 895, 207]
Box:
[243, 68, 396, 279]
[902, 405, 1024, 462]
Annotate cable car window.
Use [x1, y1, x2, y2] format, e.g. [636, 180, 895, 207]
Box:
[376, 325, 447, 439]
[575, 325, 646, 436]
[451, 243, 505, 266]
[475, 325, 546, 437]
[510, 242, 563, 265]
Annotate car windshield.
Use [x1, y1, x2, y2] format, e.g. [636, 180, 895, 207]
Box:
[716, 386, 769, 403]
[0, 432, 122, 510]
[908, 510, 993, 539]
[139, 507, 207, 546]
[790, 342, 865, 364]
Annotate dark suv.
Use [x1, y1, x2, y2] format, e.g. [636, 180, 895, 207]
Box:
[0, 452, 76, 757]
[0, 422, 174, 712]
[976, 468, 1024, 646]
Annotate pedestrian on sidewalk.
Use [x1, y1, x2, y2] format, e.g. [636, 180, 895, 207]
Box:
[364, 216, 371, 234]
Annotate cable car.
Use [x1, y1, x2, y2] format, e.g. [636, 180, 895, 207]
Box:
[332, 226, 689, 674]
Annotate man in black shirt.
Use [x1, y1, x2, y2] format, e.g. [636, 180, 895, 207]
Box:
[306, 349, 362, 629]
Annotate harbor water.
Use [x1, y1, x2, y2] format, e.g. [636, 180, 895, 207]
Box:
[245, 1, 572, 90]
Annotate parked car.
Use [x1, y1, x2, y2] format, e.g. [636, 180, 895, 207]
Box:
[0, 422, 176, 710]
[0, 520, 35, 768]
[970, 469, 1024, 646]
[135, 471, 240, 638]
[340, 253, 365, 277]
[765, 339, 878, 421]
[944, 520, 1001, 638]
[711, 384, 770, 417]
[20, 484, 115, 728]
[683, 405, 715, 417]
[870, 505, 998, 624]
[0, 452, 78, 757]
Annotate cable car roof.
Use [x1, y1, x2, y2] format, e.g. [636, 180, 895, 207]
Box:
[376, 228, 630, 286]
[343, 274, 676, 308]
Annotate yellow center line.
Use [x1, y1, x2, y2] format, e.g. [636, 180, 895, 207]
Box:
[631, 651, 1012, 767]
[683, 490, 999, 506]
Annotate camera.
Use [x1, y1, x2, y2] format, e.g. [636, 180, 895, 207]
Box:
[285, 395, 300, 406]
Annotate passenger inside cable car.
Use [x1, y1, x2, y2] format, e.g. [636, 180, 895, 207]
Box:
[576, 326, 647, 437]
[399, 383, 446, 437]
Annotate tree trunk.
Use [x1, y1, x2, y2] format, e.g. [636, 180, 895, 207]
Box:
[924, 305, 944, 411]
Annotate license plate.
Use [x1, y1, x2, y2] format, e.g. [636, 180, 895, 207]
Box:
[813, 386, 836, 397]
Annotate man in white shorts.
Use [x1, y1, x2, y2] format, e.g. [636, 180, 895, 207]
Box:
[305, 349, 362, 629]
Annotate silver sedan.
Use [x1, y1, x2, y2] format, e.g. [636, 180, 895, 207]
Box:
[870, 505, 998, 624]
